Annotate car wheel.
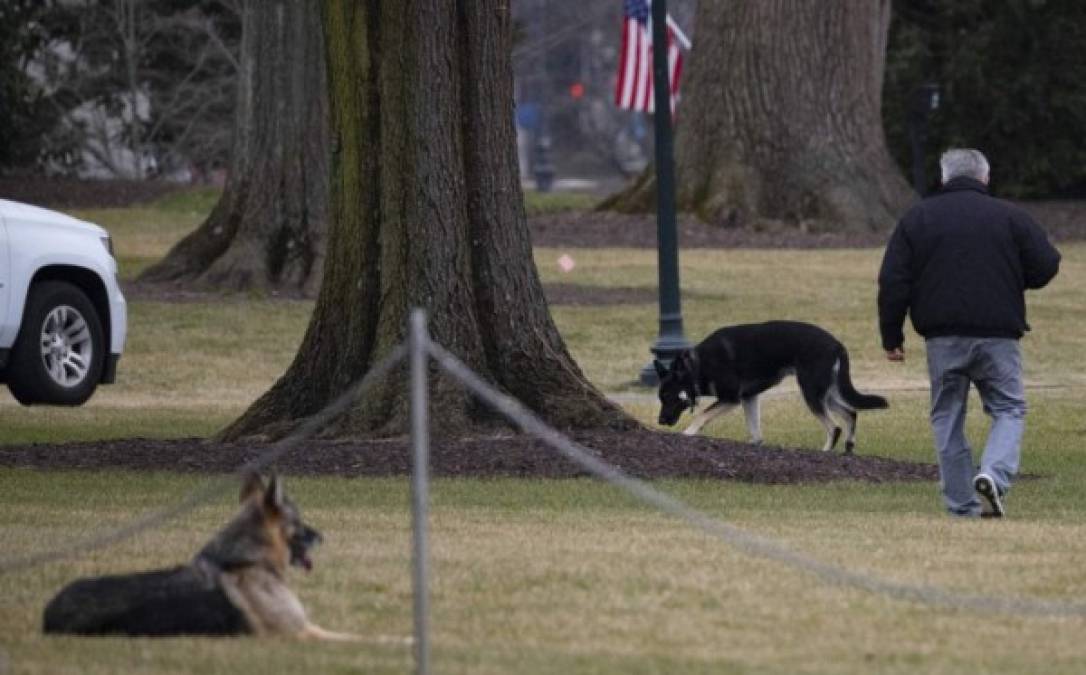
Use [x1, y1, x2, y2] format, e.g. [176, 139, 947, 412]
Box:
[6, 281, 105, 405]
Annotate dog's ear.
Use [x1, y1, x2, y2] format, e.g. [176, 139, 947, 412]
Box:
[653, 359, 668, 380]
[264, 473, 285, 513]
[239, 472, 265, 504]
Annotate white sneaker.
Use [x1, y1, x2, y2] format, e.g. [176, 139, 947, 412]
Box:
[974, 473, 1005, 518]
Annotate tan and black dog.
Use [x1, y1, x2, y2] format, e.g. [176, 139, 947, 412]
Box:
[43, 473, 356, 640]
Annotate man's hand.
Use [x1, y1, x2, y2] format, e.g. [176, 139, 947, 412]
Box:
[886, 347, 905, 362]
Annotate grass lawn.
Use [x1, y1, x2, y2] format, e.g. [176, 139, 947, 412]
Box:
[2, 192, 1085, 673]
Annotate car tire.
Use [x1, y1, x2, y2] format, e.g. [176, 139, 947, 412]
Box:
[6, 281, 105, 406]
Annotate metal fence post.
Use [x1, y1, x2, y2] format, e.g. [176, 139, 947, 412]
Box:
[409, 309, 431, 675]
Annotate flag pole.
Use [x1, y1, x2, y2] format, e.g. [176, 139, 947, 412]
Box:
[639, 0, 690, 385]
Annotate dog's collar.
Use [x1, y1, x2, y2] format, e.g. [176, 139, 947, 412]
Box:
[682, 350, 710, 400]
[196, 553, 285, 581]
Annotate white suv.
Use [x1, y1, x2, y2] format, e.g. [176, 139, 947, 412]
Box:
[0, 200, 127, 405]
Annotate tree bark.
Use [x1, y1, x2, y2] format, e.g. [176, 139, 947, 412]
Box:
[138, 0, 328, 295]
[221, 0, 632, 440]
[605, 0, 914, 233]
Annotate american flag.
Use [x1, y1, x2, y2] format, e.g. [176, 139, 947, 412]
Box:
[614, 0, 689, 113]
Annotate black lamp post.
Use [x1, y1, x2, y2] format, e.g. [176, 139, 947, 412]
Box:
[907, 82, 940, 195]
[532, 133, 555, 192]
[531, 0, 555, 193]
[638, 0, 689, 386]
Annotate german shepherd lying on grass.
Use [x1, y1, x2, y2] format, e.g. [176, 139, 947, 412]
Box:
[43, 473, 356, 640]
[655, 321, 889, 454]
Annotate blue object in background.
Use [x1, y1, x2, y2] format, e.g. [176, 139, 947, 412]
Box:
[516, 102, 541, 132]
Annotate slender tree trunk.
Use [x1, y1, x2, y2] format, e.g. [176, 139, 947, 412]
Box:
[139, 0, 328, 295]
[605, 0, 913, 232]
[221, 0, 632, 440]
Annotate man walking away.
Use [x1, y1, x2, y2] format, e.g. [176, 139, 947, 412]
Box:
[878, 148, 1061, 517]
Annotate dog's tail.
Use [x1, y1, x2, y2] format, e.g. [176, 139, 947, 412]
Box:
[835, 349, 889, 410]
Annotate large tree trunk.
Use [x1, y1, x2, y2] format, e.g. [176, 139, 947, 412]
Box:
[221, 0, 632, 440]
[138, 0, 328, 295]
[606, 0, 913, 233]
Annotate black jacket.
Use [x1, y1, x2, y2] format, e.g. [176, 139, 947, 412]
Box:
[877, 177, 1061, 350]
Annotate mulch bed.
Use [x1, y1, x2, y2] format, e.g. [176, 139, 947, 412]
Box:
[0, 176, 183, 209]
[0, 429, 938, 484]
[529, 202, 1086, 250]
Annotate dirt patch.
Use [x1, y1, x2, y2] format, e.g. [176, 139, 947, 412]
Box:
[121, 282, 223, 304]
[1018, 200, 1086, 241]
[529, 203, 1086, 250]
[0, 430, 938, 484]
[529, 210, 890, 249]
[0, 177, 183, 209]
[121, 280, 655, 307]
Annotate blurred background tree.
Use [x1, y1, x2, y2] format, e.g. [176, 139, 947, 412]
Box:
[603, 0, 914, 233]
[0, 0, 239, 180]
[3, 0, 1086, 201]
[138, 0, 328, 295]
[883, 0, 1086, 198]
[0, 1, 72, 171]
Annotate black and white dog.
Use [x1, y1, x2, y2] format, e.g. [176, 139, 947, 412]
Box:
[655, 321, 888, 454]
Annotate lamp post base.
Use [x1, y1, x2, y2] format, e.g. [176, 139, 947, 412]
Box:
[638, 331, 691, 386]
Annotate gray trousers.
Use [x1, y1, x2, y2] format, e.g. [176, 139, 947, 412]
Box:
[925, 337, 1026, 516]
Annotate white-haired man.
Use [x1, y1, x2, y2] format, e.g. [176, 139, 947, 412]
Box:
[878, 148, 1061, 517]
